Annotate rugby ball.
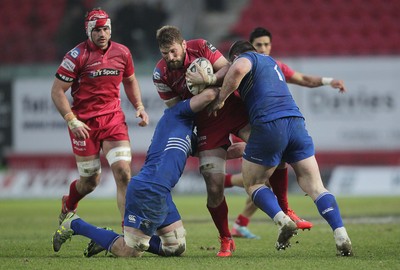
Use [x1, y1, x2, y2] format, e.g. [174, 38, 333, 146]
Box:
[186, 57, 214, 95]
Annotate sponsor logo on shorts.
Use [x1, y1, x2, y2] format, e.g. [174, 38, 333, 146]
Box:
[198, 142, 206, 147]
[73, 146, 86, 152]
[128, 215, 136, 223]
[89, 68, 120, 78]
[140, 219, 151, 229]
[197, 135, 207, 147]
[73, 139, 86, 147]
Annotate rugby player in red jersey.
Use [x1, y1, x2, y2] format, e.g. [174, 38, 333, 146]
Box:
[51, 8, 149, 226]
[153, 25, 252, 257]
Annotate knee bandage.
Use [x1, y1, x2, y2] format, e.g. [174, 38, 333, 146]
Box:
[124, 233, 150, 255]
[77, 159, 101, 177]
[199, 156, 226, 174]
[106, 146, 132, 166]
[160, 226, 186, 256]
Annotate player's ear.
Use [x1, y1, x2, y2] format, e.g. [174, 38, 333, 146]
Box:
[182, 40, 187, 50]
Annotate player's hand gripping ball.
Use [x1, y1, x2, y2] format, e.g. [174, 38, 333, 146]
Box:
[186, 57, 214, 95]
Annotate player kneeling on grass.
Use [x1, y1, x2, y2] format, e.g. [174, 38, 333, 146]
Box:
[52, 87, 220, 257]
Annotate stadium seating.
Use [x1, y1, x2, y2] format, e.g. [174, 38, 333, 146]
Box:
[1, 0, 66, 64]
[224, 0, 400, 57]
[1, 0, 399, 62]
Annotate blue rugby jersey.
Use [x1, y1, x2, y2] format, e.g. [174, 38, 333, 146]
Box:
[236, 52, 303, 123]
[133, 99, 195, 190]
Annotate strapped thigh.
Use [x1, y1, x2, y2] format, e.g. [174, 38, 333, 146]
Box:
[106, 146, 132, 166]
[199, 156, 226, 174]
[76, 159, 101, 177]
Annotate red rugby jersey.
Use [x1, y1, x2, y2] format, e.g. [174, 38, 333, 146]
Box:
[153, 39, 223, 102]
[56, 40, 134, 120]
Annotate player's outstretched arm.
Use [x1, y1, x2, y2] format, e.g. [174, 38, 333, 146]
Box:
[190, 87, 220, 113]
[288, 72, 346, 93]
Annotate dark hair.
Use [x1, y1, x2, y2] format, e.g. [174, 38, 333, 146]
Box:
[156, 25, 184, 48]
[228, 40, 256, 62]
[249, 27, 272, 43]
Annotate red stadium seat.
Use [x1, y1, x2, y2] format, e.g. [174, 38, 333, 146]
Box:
[0, 0, 66, 63]
[225, 0, 400, 56]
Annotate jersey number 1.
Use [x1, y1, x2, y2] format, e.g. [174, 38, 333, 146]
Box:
[274, 65, 284, 81]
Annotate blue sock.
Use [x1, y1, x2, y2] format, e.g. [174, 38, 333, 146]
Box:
[251, 186, 282, 219]
[147, 235, 162, 255]
[314, 192, 344, 230]
[71, 219, 120, 250]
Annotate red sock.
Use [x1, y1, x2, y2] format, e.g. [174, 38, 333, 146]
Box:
[224, 174, 233, 188]
[66, 179, 84, 210]
[235, 214, 250, 227]
[269, 168, 289, 212]
[207, 197, 231, 238]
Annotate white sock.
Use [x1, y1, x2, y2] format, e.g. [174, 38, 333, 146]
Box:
[334, 227, 350, 241]
[273, 211, 291, 227]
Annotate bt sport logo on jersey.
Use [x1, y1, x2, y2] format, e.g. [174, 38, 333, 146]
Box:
[89, 68, 120, 78]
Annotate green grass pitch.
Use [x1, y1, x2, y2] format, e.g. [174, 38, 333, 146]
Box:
[1, 195, 399, 270]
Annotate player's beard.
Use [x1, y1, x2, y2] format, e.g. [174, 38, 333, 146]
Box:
[167, 51, 186, 70]
[167, 59, 184, 70]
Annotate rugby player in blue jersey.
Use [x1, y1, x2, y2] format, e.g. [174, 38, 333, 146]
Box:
[209, 40, 353, 257]
[52, 87, 220, 257]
